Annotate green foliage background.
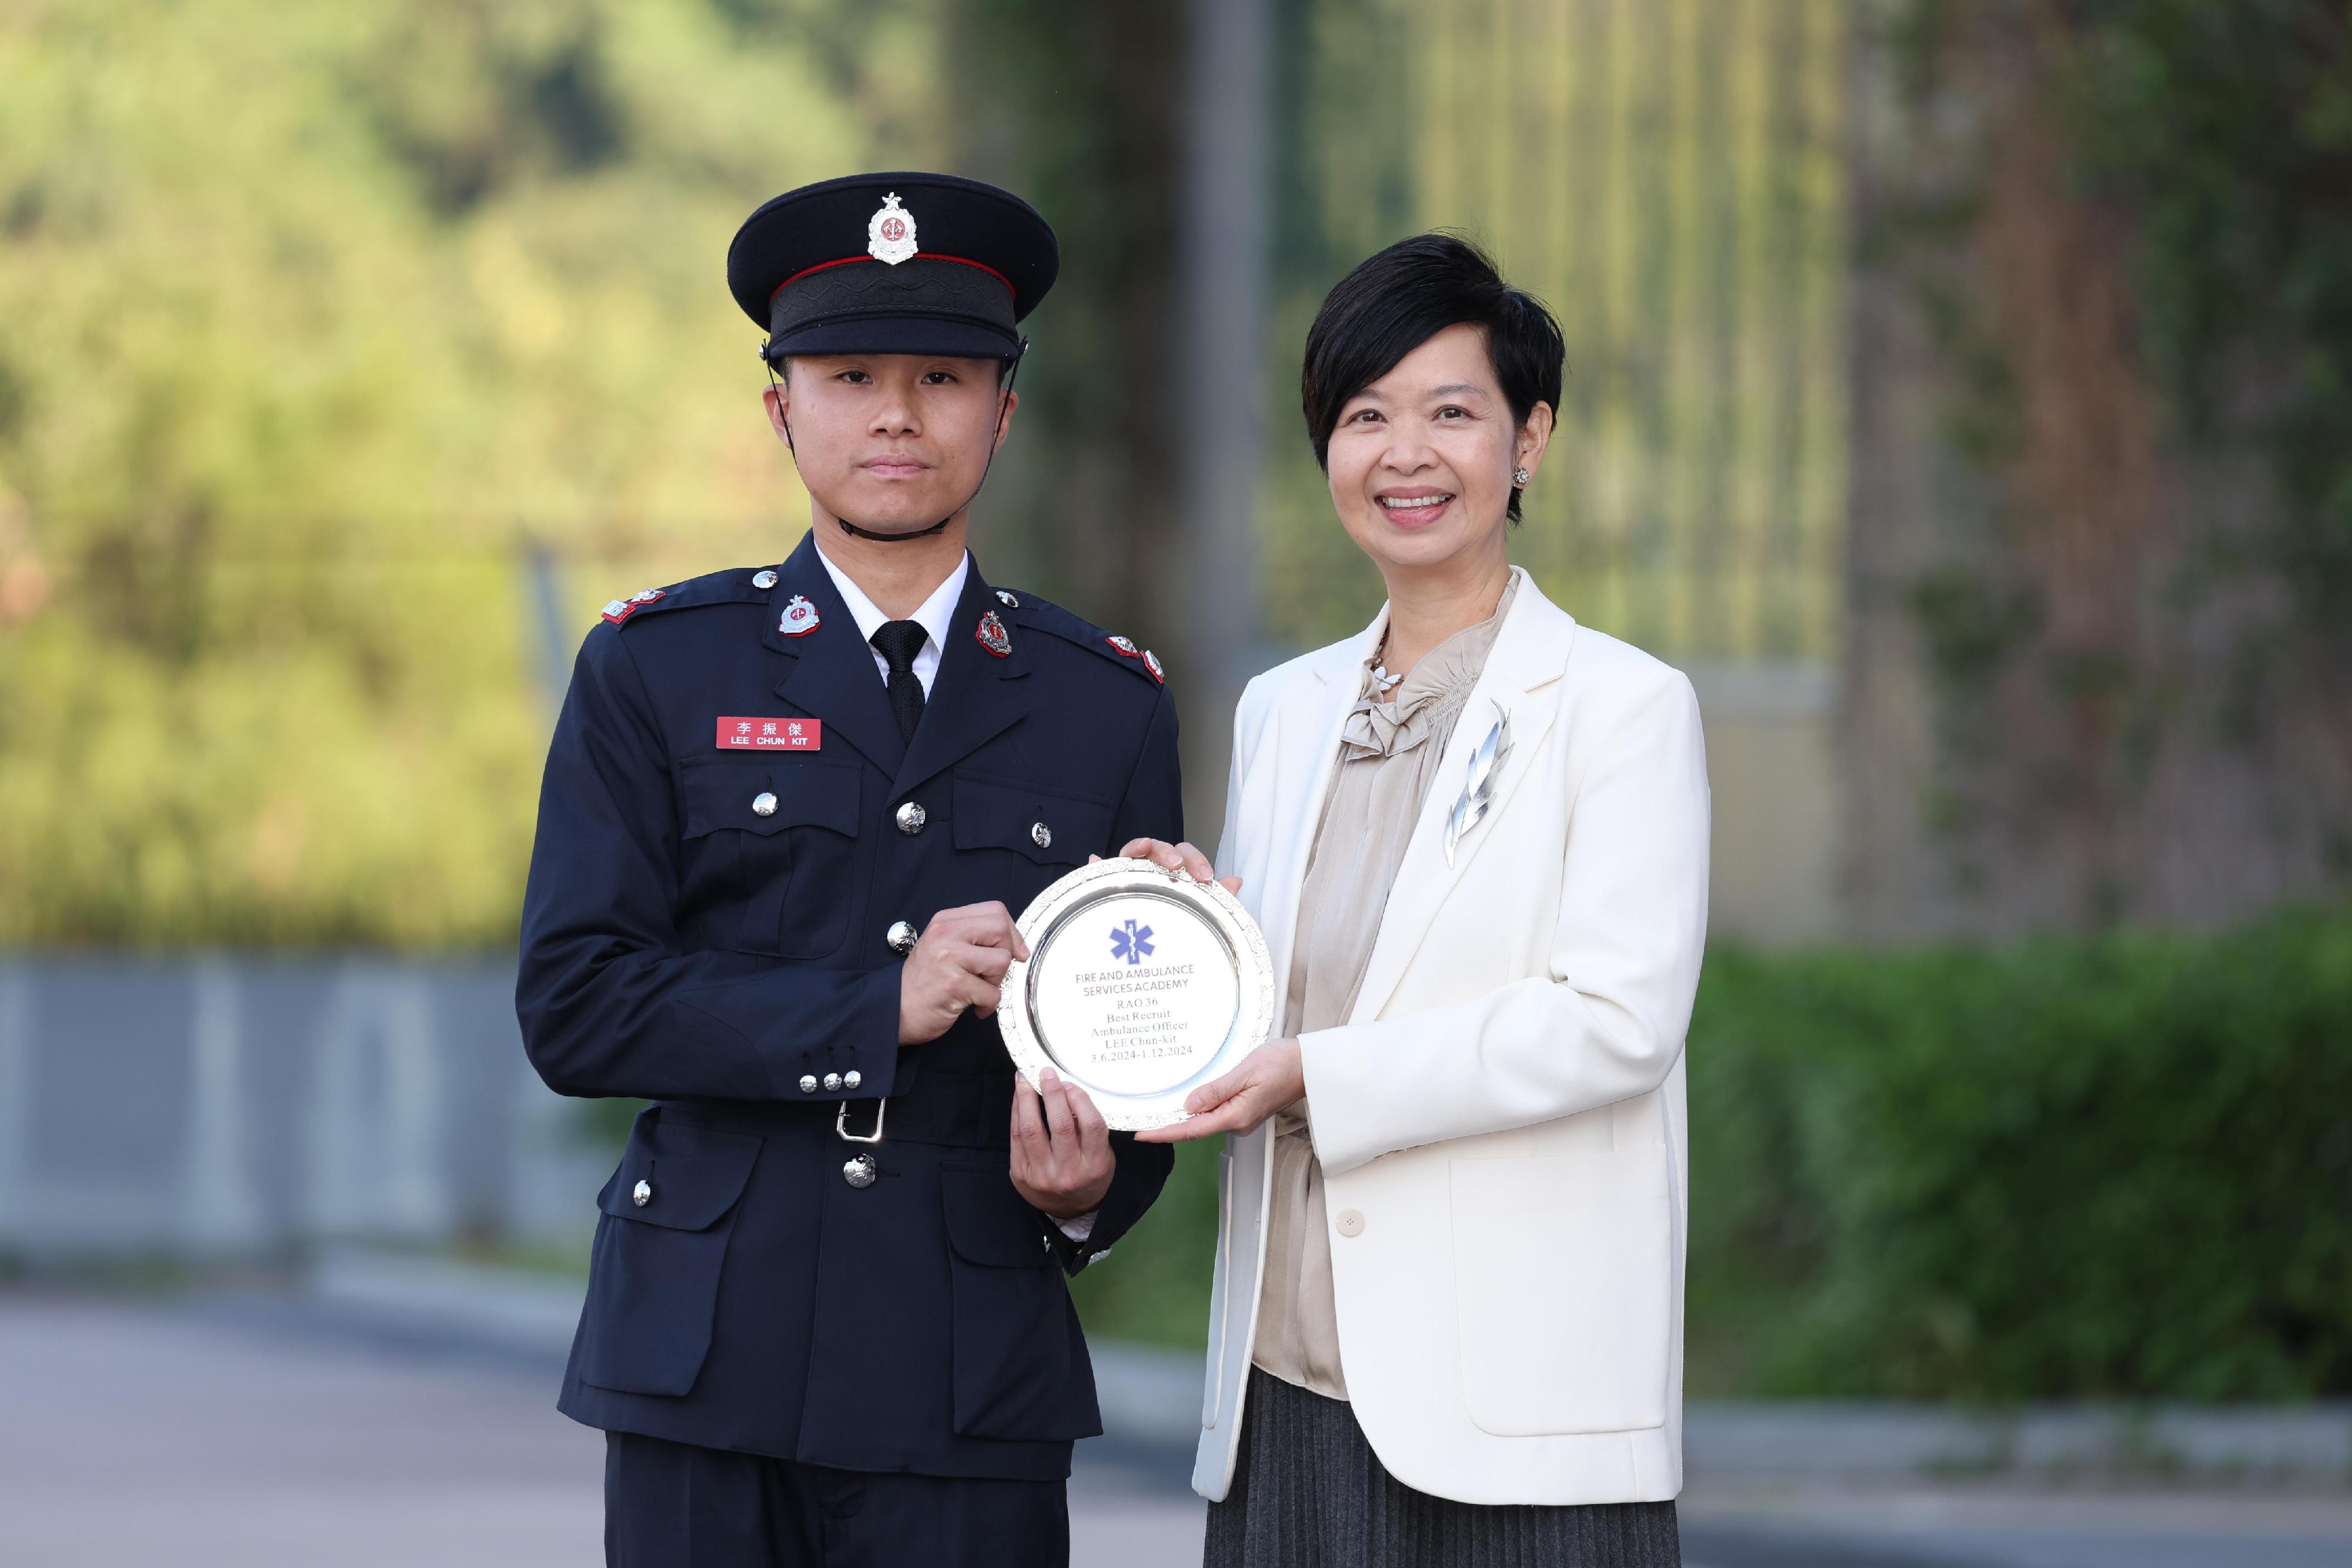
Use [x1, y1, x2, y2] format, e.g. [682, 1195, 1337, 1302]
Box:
[1078, 914, 2352, 1401]
[0, 0, 925, 944]
[2067, 0, 2352, 630]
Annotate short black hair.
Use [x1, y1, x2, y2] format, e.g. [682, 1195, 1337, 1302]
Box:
[1300, 233, 1565, 522]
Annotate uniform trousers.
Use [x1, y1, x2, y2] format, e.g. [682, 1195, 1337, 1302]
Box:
[604, 1431, 1068, 1568]
[1205, 1369, 1682, 1568]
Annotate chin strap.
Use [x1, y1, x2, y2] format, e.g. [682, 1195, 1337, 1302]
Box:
[763, 340, 1027, 544]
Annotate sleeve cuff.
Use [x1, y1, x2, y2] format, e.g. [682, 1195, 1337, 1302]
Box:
[844, 965, 903, 1096]
[1054, 1209, 1098, 1243]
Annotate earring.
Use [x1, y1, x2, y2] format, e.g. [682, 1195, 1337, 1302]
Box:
[1512, 467, 1530, 486]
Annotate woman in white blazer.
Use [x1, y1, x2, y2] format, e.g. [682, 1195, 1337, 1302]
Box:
[1127, 236, 1709, 1566]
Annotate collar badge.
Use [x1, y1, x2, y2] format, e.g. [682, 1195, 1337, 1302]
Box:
[867, 193, 918, 266]
[975, 610, 1013, 657]
[600, 587, 665, 626]
[1105, 634, 1140, 657]
[778, 594, 821, 637]
[1141, 649, 1165, 684]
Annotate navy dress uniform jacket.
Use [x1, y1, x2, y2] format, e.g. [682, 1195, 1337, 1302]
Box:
[517, 531, 1180, 1482]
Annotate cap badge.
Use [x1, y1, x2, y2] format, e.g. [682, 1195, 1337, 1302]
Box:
[975, 610, 1013, 658]
[1142, 650, 1165, 684]
[867, 193, 918, 266]
[1106, 635, 1141, 658]
[778, 594, 821, 637]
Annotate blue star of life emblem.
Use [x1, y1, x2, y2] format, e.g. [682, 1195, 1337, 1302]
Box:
[1109, 918, 1155, 966]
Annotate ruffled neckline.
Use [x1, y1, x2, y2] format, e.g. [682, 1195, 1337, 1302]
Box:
[1339, 575, 1517, 760]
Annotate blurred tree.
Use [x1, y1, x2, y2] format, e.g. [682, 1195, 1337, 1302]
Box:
[934, 0, 1188, 664]
[1841, 0, 2352, 935]
[0, 0, 912, 944]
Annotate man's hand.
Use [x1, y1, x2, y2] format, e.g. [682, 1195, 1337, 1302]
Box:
[1105, 837, 1243, 895]
[1134, 1037, 1304, 1143]
[898, 901, 1029, 1046]
[1010, 1069, 1115, 1218]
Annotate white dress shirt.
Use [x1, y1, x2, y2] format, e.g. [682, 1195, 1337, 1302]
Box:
[814, 544, 968, 696]
[810, 539, 1098, 1245]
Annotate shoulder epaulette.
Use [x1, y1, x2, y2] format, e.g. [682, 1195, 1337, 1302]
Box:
[599, 566, 776, 628]
[991, 588, 1165, 686]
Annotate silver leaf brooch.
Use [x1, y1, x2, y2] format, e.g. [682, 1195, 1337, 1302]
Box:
[1442, 700, 1513, 868]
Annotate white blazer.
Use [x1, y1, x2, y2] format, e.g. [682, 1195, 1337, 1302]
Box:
[1192, 568, 1710, 1506]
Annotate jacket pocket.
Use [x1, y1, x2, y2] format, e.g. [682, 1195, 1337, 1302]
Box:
[1447, 1145, 1673, 1437]
[951, 771, 1113, 870]
[939, 1164, 1098, 1442]
[574, 1108, 763, 1397]
[676, 757, 861, 959]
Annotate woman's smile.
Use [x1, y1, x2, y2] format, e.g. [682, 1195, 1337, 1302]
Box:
[1375, 486, 1457, 527]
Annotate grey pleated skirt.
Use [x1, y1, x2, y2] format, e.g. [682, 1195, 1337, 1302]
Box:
[1204, 1369, 1681, 1568]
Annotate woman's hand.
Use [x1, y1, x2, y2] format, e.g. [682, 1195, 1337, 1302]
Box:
[1135, 1037, 1304, 1142]
[1010, 1068, 1115, 1218]
[1100, 838, 1242, 895]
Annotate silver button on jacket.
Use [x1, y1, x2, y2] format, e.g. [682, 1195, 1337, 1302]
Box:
[1031, 821, 1051, 849]
[823, 1072, 843, 1092]
[751, 791, 779, 818]
[799, 1074, 818, 1094]
[886, 920, 918, 954]
[843, 1155, 877, 1189]
[632, 1179, 653, 1208]
[894, 801, 927, 835]
[751, 569, 778, 589]
[843, 1070, 862, 1089]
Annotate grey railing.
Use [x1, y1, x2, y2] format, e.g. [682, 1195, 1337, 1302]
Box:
[0, 958, 600, 1262]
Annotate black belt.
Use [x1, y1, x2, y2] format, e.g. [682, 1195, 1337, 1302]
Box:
[666, 1070, 1018, 1152]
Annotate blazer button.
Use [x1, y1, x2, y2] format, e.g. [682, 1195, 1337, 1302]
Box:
[1334, 1208, 1365, 1238]
[751, 791, 778, 817]
[799, 1074, 818, 1094]
[1031, 821, 1052, 849]
[886, 920, 918, 954]
[843, 1070, 862, 1089]
[894, 801, 927, 835]
[843, 1154, 878, 1189]
[632, 1179, 653, 1208]
[751, 569, 778, 589]
[823, 1072, 843, 1092]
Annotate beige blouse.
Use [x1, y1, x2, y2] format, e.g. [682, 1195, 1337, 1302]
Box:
[1251, 574, 1517, 1400]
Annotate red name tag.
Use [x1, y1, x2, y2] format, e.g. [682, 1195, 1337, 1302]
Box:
[716, 717, 822, 751]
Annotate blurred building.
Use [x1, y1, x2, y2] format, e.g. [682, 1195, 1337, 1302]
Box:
[1241, 0, 1848, 945]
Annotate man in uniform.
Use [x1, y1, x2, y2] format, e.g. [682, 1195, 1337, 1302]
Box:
[517, 172, 1180, 1567]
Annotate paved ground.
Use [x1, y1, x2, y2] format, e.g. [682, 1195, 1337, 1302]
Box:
[0, 1294, 1202, 1568]
[2, 1293, 2347, 1567]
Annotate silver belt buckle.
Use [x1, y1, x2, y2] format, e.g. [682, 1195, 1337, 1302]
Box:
[836, 1097, 887, 1145]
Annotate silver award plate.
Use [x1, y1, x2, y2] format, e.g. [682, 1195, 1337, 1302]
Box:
[998, 857, 1276, 1131]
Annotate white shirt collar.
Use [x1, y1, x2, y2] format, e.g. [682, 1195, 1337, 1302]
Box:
[813, 542, 970, 696]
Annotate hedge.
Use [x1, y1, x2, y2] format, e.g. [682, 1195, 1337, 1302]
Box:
[1074, 912, 2352, 1402]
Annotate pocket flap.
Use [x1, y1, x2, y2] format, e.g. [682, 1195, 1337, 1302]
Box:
[596, 1114, 763, 1232]
[679, 758, 861, 840]
[951, 773, 1112, 867]
[941, 1165, 1053, 1269]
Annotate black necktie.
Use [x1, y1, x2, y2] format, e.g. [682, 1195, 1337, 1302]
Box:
[871, 620, 928, 740]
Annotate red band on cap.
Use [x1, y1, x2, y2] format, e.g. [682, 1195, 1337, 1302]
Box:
[770, 252, 1015, 304]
